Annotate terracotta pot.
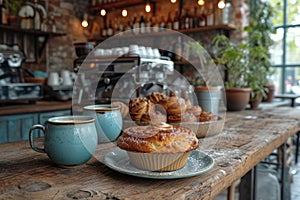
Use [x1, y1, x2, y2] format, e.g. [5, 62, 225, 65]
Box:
[225, 88, 251, 111]
[263, 84, 275, 102]
[250, 96, 263, 110]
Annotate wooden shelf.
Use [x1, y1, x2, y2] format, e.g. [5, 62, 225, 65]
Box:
[0, 25, 66, 37]
[90, 25, 235, 42]
[180, 24, 236, 34]
[90, 0, 158, 11]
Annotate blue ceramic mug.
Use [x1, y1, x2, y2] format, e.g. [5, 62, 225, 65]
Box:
[29, 115, 98, 167]
[83, 104, 122, 143]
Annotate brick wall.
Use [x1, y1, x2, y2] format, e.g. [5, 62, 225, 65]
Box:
[27, 0, 249, 73]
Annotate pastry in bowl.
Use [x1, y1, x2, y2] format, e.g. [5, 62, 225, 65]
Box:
[117, 123, 199, 172]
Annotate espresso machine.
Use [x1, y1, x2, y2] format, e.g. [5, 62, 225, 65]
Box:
[0, 45, 43, 103]
[73, 52, 174, 105]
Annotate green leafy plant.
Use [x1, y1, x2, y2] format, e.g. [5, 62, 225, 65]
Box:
[212, 35, 250, 89]
[245, 0, 276, 101]
[187, 41, 223, 88]
[6, 0, 24, 16]
[213, 0, 275, 103]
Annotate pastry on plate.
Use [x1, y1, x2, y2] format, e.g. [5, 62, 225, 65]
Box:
[117, 123, 199, 171]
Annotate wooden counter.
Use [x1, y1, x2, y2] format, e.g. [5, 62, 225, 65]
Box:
[0, 107, 299, 199]
[0, 101, 72, 115]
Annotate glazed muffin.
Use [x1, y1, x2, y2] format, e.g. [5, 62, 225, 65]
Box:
[117, 123, 199, 171]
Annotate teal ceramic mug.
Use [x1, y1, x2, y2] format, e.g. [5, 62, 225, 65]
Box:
[83, 104, 122, 143]
[29, 115, 98, 167]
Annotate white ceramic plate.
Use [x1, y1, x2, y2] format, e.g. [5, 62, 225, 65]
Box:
[103, 148, 214, 179]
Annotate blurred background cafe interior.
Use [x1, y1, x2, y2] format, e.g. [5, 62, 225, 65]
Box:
[0, 0, 300, 199]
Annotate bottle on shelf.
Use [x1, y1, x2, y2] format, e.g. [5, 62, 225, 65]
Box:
[101, 20, 107, 37]
[206, 3, 214, 26]
[166, 12, 173, 30]
[159, 15, 166, 31]
[107, 19, 113, 36]
[180, 9, 190, 30]
[180, 9, 186, 30]
[188, 8, 194, 29]
[173, 11, 180, 30]
[113, 18, 120, 34]
[139, 15, 145, 33]
[192, 7, 199, 29]
[222, 1, 232, 24]
[198, 5, 206, 27]
[118, 18, 124, 33]
[145, 15, 152, 32]
[33, 0, 41, 30]
[48, 15, 56, 32]
[151, 16, 159, 32]
[132, 14, 139, 34]
[0, 0, 8, 25]
[125, 19, 132, 32]
[91, 0, 97, 6]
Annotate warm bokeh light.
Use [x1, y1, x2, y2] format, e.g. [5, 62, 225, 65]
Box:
[145, 3, 151, 12]
[170, 0, 176, 3]
[81, 19, 88, 27]
[122, 9, 128, 17]
[100, 9, 106, 16]
[218, 0, 225, 9]
[198, 0, 205, 6]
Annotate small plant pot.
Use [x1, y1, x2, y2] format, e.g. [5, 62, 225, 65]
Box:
[250, 96, 263, 110]
[263, 84, 275, 102]
[225, 88, 251, 111]
[194, 86, 221, 114]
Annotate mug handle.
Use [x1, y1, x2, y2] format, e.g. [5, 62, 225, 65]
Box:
[29, 125, 46, 153]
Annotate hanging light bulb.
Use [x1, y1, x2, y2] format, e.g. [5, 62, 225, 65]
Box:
[122, 9, 128, 17]
[170, 0, 176, 3]
[100, 9, 106, 16]
[198, 0, 205, 6]
[81, 13, 88, 27]
[145, 2, 151, 13]
[218, 0, 225, 9]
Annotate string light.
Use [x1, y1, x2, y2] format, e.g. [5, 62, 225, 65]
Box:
[81, 13, 88, 27]
[122, 9, 128, 17]
[100, 9, 106, 16]
[170, 0, 176, 3]
[145, 2, 151, 13]
[198, 0, 205, 6]
[218, 0, 225, 9]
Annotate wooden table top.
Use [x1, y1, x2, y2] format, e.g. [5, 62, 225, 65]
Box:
[1, 107, 300, 200]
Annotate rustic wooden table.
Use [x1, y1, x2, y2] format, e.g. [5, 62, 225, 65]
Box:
[0, 107, 299, 200]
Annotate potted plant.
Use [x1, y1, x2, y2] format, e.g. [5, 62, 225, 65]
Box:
[245, 0, 276, 105]
[6, 0, 24, 26]
[245, 33, 270, 109]
[187, 41, 223, 114]
[212, 35, 251, 111]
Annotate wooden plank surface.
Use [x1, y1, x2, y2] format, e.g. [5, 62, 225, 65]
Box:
[0, 107, 299, 200]
[0, 101, 72, 116]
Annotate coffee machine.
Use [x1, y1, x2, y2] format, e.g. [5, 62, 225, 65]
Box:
[73, 54, 174, 105]
[0, 45, 43, 103]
